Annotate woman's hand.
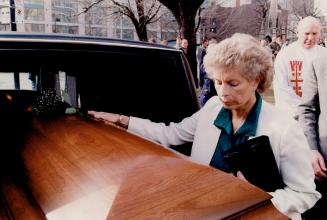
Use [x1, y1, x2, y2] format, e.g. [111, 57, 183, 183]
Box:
[88, 111, 129, 129]
[236, 171, 248, 182]
[88, 111, 120, 123]
[311, 150, 327, 178]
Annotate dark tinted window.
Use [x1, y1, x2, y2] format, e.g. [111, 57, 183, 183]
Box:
[79, 49, 198, 123]
[0, 44, 199, 124]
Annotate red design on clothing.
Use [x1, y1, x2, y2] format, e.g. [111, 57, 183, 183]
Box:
[289, 61, 303, 97]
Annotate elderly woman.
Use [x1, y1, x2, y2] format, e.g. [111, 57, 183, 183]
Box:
[88, 33, 320, 219]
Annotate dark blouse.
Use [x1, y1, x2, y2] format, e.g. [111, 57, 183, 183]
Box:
[209, 93, 262, 172]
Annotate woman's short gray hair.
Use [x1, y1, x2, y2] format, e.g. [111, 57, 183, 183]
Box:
[203, 33, 273, 93]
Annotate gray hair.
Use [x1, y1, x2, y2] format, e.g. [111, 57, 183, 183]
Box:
[203, 33, 273, 93]
[297, 16, 321, 33]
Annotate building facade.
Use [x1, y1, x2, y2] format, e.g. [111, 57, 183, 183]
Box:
[199, 0, 288, 41]
[0, 0, 177, 41]
[199, 0, 292, 42]
[203, 0, 252, 8]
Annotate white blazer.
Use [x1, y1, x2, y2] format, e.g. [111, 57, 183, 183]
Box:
[128, 96, 320, 220]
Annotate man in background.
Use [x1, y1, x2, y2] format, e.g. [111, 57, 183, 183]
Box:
[198, 38, 218, 106]
[179, 38, 188, 55]
[197, 38, 209, 88]
[298, 33, 327, 220]
[270, 36, 282, 58]
[273, 16, 325, 119]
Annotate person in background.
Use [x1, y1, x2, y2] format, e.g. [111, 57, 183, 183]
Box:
[198, 63, 216, 107]
[270, 36, 282, 58]
[318, 38, 325, 47]
[265, 35, 272, 47]
[148, 38, 157, 44]
[275, 35, 283, 47]
[197, 38, 209, 88]
[175, 36, 181, 49]
[89, 33, 320, 219]
[273, 16, 325, 119]
[199, 38, 218, 106]
[281, 38, 290, 49]
[160, 39, 168, 46]
[260, 39, 273, 58]
[197, 38, 208, 66]
[179, 38, 188, 55]
[298, 42, 327, 220]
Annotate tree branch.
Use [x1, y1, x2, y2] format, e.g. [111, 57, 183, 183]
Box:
[76, 0, 105, 16]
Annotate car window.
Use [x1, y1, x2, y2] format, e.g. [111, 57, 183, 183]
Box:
[0, 72, 35, 90]
[0, 45, 198, 124]
[78, 50, 197, 123]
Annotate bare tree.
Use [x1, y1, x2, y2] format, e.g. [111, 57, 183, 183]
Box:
[288, 0, 321, 20]
[157, 0, 205, 87]
[201, 2, 268, 41]
[157, 8, 179, 40]
[253, 0, 270, 37]
[80, 0, 162, 41]
[283, 0, 322, 40]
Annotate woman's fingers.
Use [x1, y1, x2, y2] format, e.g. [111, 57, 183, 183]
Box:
[236, 171, 248, 182]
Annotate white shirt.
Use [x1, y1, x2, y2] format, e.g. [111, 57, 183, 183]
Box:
[273, 41, 321, 117]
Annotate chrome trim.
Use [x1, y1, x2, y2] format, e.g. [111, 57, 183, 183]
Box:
[0, 37, 180, 52]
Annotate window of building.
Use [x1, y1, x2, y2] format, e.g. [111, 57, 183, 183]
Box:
[24, 8, 45, 21]
[114, 28, 122, 39]
[85, 6, 106, 26]
[25, 23, 45, 32]
[52, 25, 78, 34]
[24, 0, 44, 21]
[240, 0, 252, 5]
[122, 18, 133, 28]
[24, 0, 43, 5]
[0, 7, 10, 24]
[147, 30, 158, 40]
[0, 24, 10, 31]
[148, 22, 159, 30]
[161, 32, 176, 41]
[114, 18, 121, 27]
[220, 1, 236, 7]
[85, 27, 107, 37]
[52, 0, 78, 23]
[122, 29, 134, 40]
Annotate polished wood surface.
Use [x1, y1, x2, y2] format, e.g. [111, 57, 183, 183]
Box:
[18, 115, 287, 219]
[240, 203, 289, 220]
[0, 180, 46, 220]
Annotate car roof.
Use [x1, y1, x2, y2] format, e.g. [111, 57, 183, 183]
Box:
[0, 32, 180, 52]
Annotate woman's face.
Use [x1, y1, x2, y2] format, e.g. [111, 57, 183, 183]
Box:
[212, 68, 259, 110]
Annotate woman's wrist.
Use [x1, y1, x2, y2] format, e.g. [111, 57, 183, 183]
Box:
[116, 114, 129, 129]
